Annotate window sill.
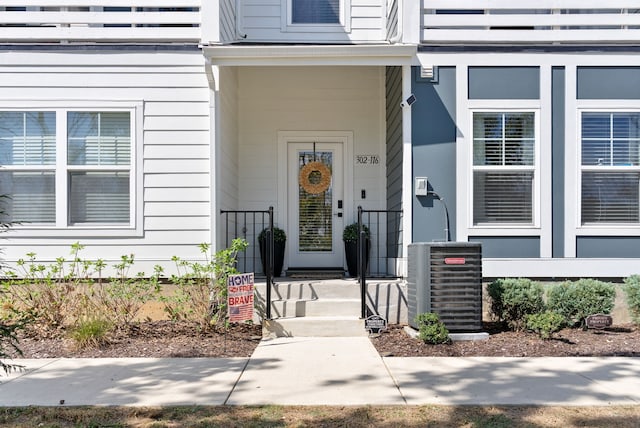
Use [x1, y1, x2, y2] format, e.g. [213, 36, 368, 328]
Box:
[5, 226, 143, 239]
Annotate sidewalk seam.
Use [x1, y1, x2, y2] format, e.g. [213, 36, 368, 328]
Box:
[381, 357, 407, 405]
[223, 357, 251, 405]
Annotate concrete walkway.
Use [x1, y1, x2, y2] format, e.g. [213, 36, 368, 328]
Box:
[1, 337, 639, 407]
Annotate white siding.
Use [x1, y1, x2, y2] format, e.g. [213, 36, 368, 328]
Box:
[239, 0, 386, 43]
[0, 50, 211, 268]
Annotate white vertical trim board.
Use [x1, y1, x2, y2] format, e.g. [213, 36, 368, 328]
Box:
[564, 65, 578, 258]
[539, 65, 553, 257]
[455, 65, 470, 242]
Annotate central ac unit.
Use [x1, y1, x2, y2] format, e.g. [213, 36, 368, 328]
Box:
[407, 242, 482, 332]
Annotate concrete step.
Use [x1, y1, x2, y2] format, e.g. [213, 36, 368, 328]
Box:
[256, 280, 361, 300]
[263, 316, 367, 337]
[269, 299, 361, 318]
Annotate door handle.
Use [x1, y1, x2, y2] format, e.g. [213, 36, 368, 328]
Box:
[333, 212, 343, 217]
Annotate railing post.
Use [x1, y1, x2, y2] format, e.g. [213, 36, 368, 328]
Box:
[266, 206, 274, 320]
[358, 206, 366, 319]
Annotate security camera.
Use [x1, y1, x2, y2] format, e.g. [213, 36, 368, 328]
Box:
[400, 94, 416, 108]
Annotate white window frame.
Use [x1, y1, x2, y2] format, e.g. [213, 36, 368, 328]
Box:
[577, 106, 640, 234]
[467, 105, 541, 232]
[0, 100, 143, 238]
[281, 0, 351, 33]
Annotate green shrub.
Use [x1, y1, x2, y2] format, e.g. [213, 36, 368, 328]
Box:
[1, 243, 97, 329]
[70, 317, 112, 349]
[487, 278, 545, 330]
[92, 256, 162, 328]
[547, 279, 616, 328]
[161, 238, 249, 331]
[415, 312, 450, 345]
[623, 275, 640, 325]
[525, 311, 565, 339]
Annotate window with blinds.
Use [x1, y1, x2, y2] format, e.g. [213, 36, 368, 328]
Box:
[472, 112, 536, 225]
[0, 109, 132, 227]
[67, 112, 131, 224]
[0, 111, 56, 223]
[292, 0, 340, 24]
[581, 112, 640, 224]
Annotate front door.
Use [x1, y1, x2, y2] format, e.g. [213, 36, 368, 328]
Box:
[287, 142, 344, 268]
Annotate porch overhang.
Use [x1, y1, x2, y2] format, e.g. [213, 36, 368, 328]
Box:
[202, 44, 417, 66]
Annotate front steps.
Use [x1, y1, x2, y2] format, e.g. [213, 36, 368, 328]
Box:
[256, 279, 368, 337]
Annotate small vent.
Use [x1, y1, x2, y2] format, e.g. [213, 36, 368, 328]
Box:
[420, 66, 434, 79]
[408, 242, 482, 332]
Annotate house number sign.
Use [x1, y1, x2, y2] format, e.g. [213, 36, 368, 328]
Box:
[356, 154, 380, 165]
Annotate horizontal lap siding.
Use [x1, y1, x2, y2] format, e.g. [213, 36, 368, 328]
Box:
[241, 0, 385, 42]
[0, 51, 212, 268]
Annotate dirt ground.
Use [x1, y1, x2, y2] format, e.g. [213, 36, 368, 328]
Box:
[9, 320, 640, 358]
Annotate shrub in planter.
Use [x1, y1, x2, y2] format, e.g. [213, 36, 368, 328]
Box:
[258, 227, 286, 277]
[415, 312, 450, 344]
[525, 311, 565, 340]
[623, 275, 640, 325]
[547, 279, 616, 328]
[487, 278, 545, 331]
[343, 223, 370, 277]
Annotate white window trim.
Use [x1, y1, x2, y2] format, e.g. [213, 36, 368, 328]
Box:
[0, 100, 143, 238]
[280, 0, 352, 33]
[576, 105, 640, 236]
[466, 105, 542, 234]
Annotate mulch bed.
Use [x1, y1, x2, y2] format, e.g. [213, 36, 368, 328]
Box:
[8, 321, 640, 359]
[11, 321, 263, 359]
[371, 323, 640, 357]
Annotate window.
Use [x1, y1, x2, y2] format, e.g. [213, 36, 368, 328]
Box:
[580, 112, 640, 224]
[292, 0, 339, 24]
[472, 111, 536, 225]
[283, 0, 350, 31]
[0, 112, 56, 223]
[0, 109, 134, 229]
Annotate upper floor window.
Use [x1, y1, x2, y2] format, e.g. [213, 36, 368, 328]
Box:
[581, 111, 640, 224]
[284, 0, 350, 31]
[292, 0, 339, 24]
[0, 109, 135, 230]
[472, 111, 537, 225]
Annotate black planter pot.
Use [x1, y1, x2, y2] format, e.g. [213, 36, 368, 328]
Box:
[344, 239, 370, 278]
[259, 238, 285, 277]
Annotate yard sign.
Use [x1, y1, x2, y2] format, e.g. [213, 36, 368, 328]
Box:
[227, 273, 254, 322]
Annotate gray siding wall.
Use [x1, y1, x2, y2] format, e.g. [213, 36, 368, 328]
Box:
[468, 67, 540, 100]
[577, 237, 640, 258]
[386, 66, 403, 259]
[411, 66, 457, 243]
[469, 237, 540, 258]
[578, 67, 640, 100]
[386, 66, 403, 213]
[552, 67, 565, 258]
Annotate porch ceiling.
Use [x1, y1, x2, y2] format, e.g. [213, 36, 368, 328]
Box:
[202, 44, 417, 67]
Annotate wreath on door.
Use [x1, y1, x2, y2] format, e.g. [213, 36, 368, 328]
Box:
[299, 161, 331, 194]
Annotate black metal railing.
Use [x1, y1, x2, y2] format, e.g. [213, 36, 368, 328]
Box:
[220, 207, 274, 319]
[357, 206, 403, 318]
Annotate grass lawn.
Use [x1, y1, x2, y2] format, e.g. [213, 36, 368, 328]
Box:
[1, 405, 639, 427]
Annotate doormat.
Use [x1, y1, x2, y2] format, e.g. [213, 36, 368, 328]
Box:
[285, 269, 345, 279]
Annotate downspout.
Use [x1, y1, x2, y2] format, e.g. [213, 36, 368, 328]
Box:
[389, 0, 403, 44]
[235, 0, 247, 40]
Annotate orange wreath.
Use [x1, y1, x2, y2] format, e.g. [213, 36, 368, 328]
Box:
[299, 161, 331, 194]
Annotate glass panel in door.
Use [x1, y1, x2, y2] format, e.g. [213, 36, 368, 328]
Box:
[288, 142, 343, 268]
